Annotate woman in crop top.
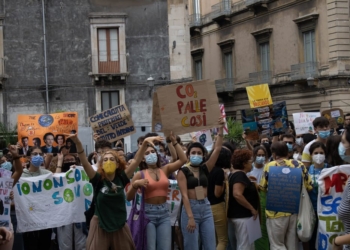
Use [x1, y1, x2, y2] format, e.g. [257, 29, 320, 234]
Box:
[177, 118, 225, 250]
[127, 132, 187, 250]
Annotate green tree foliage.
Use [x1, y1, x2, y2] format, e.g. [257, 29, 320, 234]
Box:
[0, 123, 17, 148]
[224, 117, 244, 146]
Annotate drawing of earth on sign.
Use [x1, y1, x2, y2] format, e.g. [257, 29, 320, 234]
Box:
[38, 115, 54, 127]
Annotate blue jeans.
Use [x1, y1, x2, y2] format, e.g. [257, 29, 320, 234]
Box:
[145, 203, 171, 250]
[181, 198, 216, 250]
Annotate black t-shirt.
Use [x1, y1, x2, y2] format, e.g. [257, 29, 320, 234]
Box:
[227, 171, 259, 219]
[208, 167, 225, 205]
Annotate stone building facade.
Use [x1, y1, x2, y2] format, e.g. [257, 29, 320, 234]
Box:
[187, 0, 350, 120]
[0, 0, 173, 151]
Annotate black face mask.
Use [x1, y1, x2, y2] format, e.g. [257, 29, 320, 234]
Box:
[62, 162, 76, 173]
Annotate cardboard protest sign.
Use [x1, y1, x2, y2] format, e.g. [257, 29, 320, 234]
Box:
[17, 112, 78, 147]
[293, 112, 320, 135]
[89, 104, 136, 143]
[322, 108, 344, 129]
[126, 179, 181, 225]
[219, 104, 228, 135]
[14, 167, 92, 232]
[0, 178, 13, 229]
[266, 167, 302, 214]
[246, 83, 273, 108]
[190, 130, 213, 151]
[317, 165, 350, 250]
[152, 80, 221, 135]
[243, 122, 259, 140]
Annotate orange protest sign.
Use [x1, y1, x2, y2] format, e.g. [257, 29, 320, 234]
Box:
[246, 84, 273, 108]
[17, 112, 78, 148]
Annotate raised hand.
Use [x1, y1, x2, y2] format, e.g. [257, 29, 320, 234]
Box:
[93, 133, 100, 142]
[144, 136, 164, 147]
[64, 133, 80, 144]
[8, 144, 19, 158]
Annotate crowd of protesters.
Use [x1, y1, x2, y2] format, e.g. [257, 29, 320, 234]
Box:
[1, 114, 350, 250]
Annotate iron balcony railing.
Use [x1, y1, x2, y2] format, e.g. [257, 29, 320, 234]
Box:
[201, 13, 212, 26]
[290, 62, 320, 81]
[189, 14, 202, 28]
[249, 71, 272, 85]
[245, 0, 269, 7]
[215, 78, 235, 93]
[232, 0, 247, 13]
[211, 0, 232, 20]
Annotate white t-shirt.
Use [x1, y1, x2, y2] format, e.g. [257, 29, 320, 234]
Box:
[247, 167, 264, 184]
[302, 139, 316, 163]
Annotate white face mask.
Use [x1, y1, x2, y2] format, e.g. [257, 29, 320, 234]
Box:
[296, 137, 304, 146]
[312, 154, 325, 164]
[293, 153, 300, 161]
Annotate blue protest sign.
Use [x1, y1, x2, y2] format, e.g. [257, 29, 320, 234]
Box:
[266, 166, 302, 214]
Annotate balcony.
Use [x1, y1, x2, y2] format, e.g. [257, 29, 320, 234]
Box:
[189, 14, 202, 28]
[201, 13, 213, 26]
[249, 71, 272, 85]
[232, 0, 247, 13]
[211, 0, 232, 22]
[89, 54, 129, 83]
[245, 0, 269, 8]
[215, 78, 235, 93]
[0, 58, 7, 83]
[290, 62, 320, 81]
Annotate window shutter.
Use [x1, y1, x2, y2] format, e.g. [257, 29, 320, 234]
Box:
[98, 29, 107, 62]
[110, 29, 119, 61]
[224, 52, 233, 78]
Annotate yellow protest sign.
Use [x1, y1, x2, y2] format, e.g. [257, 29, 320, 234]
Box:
[246, 83, 273, 108]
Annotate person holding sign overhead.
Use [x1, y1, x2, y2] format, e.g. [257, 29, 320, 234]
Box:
[259, 142, 312, 250]
[177, 117, 225, 250]
[65, 133, 150, 250]
[126, 132, 187, 250]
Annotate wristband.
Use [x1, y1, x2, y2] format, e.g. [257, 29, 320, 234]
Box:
[12, 156, 21, 160]
[173, 143, 178, 147]
[77, 149, 84, 154]
[218, 134, 223, 137]
[57, 166, 62, 169]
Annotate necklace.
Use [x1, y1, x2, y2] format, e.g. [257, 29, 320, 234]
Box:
[148, 169, 159, 181]
[189, 166, 199, 172]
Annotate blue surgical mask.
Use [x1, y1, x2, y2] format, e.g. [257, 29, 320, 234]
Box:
[190, 155, 203, 166]
[318, 130, 330, 139]
[255, 156, 265, 165]
[31, 155, 44, 168]
[145, 153, 158, 165]
[0, 162, 12, 171]
[338, 142, 350, 163]
[287, 143, 293, 152]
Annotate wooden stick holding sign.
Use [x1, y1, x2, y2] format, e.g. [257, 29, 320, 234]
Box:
[89, 104, 136, 143]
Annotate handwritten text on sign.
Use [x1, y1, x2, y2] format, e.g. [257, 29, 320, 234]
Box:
[266, 167, 302, 214]
[293, 112, 320, 135]
[153, 80, 220, 135]
[14, 167, 92, 232]
[0, 178, 13, 230]
[317, 165, 350, 250]
[89, 104, 136, 143]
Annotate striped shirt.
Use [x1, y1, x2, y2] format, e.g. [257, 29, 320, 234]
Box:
[338, 180, 350, 249]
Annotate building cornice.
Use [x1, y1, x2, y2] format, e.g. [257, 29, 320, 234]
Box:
[251, 28, 273, 37]
[293, 13, 319, 25]
[217, 39, 235, 47]
[89, 12, 128, 19]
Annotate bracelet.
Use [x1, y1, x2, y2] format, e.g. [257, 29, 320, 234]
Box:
[132, 184, 138, 190]
[334, 237, 341, 246]
[166, 141, 172, 143]
[77, 149, 84, 154]
[218, 134, 224, 137]
[173, 143, 178, 147]
[57, 166, 62, 169]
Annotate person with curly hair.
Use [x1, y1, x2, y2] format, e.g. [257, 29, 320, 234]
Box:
[260, 142, 312, 250]
[65, 133, 154, 250]
[226, 149, 259, 250]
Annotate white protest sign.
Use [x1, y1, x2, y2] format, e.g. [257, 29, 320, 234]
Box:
[0, 169, 12, 178]
[14, 167, 92, 232]
[89, 104, 136, 143]
[293, 112, 320, 135]
[190, 130, 213, 151]
[317, 165, 350, 250]
[0, 178, 13, 229]
[125, 179, 181, 225]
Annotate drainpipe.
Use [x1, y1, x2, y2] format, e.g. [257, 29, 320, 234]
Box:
[42, 0, 49, 114]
